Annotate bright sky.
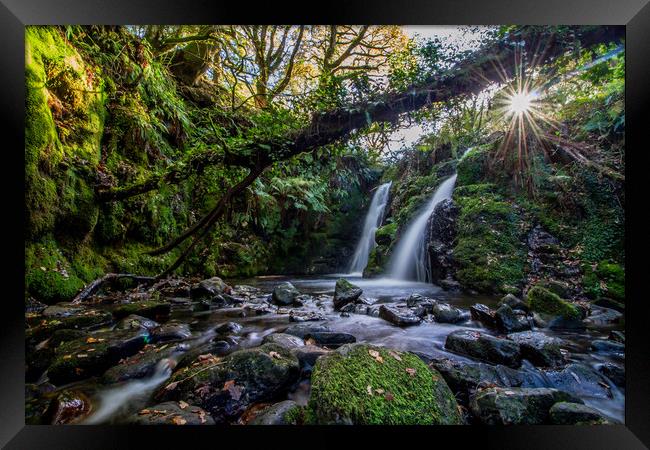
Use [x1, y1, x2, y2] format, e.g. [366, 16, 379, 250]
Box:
[383, 26, 492, 153]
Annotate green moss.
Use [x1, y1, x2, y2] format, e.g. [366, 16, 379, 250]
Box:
[452, 189, 525, 294]
[374, 222, 397, 245]
[527, 285, 581, 320]
[456, 145, 490, 186]
[583, 261, 625, 301]
[306, 344, 461, 425]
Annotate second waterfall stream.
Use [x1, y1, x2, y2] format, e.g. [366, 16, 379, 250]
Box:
[388, 173, 457, 282]
[348, 181, 392, 275]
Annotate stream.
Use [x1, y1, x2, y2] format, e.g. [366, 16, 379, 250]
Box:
[60, 274, 624, 425]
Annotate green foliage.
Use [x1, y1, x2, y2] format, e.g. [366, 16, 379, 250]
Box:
[453, 189, 526, 294]
[583, 261, 625, 301]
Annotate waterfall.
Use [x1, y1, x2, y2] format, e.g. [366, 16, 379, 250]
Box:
[388, 174, 457, 282]
[348, 181, 392, 275]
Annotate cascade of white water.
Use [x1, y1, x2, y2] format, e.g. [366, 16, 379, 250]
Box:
[348, 181, 392, 275]
[388, 174, 457, 282]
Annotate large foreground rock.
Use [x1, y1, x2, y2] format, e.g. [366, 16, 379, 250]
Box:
[469, 387, 582, 425]
[333, 279, 362, 310]
[445, 330, 521, 368]
[156, 343, 299, 422]
[307, 344, 462, 424]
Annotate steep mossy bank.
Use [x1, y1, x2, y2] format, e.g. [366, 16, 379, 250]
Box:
[25, 27, 380, 304]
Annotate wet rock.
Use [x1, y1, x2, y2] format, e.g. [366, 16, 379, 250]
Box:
[590, 339, 625, 354]
[130, 401, 215, 425]
[469, 303, 496, 328]
[495, 304, 531, 333]
[597, 363, 625, 387]
[608, 330, 625, 344]
[526, 285, 583, 329]
[431, 303, 464, 324]
[150, 322, 192, 343]
[507, 331, 565, 367]
[549, 402, 610, 425]
[445, 330, 522, 368]
[284, 323, 331, 339]
[263, 333, 305, 350]
[241, 304, 275, 316]
[213, 321, 243, 335]
[306, 344, 461, 424]
[439, 279, 461, 291]
[102, 343, 187, 384]
[42, 303, 86, 318]
[430, 358, 546, 405]
[115, 314, 159, 331]
[157, 278, 192, 298]
[469, 387, 582, 425]
[191, 277, 231, 299]
[157, 343, 300, 421]
[289, 310, 326, 322]
[249, 400, 300, 425]
[379, 304, 422, 327]
[426, 199, 459, 284]
[47, 328, 149, 385]
[26, 297, 48, 314]
[291, 345, 331, 371]
[271, 282, 300, 306]
[44, 390, 91, 424]
[304, 332, 356, 348]
[544, 363, 613, 399]
[586, 306, 623, 326]
[112, 300, 171, 321]
[499, 294, 529, 312]
[26, 309, 113, 344]
[333, 278, 363, 310]
[593, 297, 624, 313]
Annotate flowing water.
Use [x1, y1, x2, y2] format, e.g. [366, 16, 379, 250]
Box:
[67, 275, 624, 424]
[389, 174, 457, 281]
[348, 182, 392, 275]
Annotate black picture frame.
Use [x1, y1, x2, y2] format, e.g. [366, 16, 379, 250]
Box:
[2, 1, 648, 448]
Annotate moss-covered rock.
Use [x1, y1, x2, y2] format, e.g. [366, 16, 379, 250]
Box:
[305, 344, 462, 425]
[156, 343, 300, 422]
[526, 285, 581, 321]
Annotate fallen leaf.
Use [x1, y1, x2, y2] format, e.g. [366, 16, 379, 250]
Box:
[269, 351, 281, 359]
[405, 368, 416, 377]
[164, 381, 179, 391]
[388, 351, 402, 361]
[63, 354, 72, 360]
[305, 338, 316, 345]
[86, 337, 100, 344]
[366, 385, 373, 396]
[77, 354, 88, 358]
[375, 388, 385, 395]
[171, 416, 187, 425]
[198, 410, 207, 424]
[139, 409, 151, 415]
[368, 349, 384, 363]
[384, 392, 394, 401]
[178, 400, 189, 410]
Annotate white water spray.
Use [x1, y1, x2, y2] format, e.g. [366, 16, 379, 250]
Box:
[348, 181, 392, 275]
[388, 174, 457, 282]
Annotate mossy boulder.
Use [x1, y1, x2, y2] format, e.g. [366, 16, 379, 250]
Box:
[584, 261, 625, 302]
[526, 285, 582, 326]
[333, 278, 362, 310]
[271, 282, 300, 306]
[156, 343, 300, 422]
[305, 344, 462, 425]
[374, 222, 397, 246]
[47, 328, 149, 385]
